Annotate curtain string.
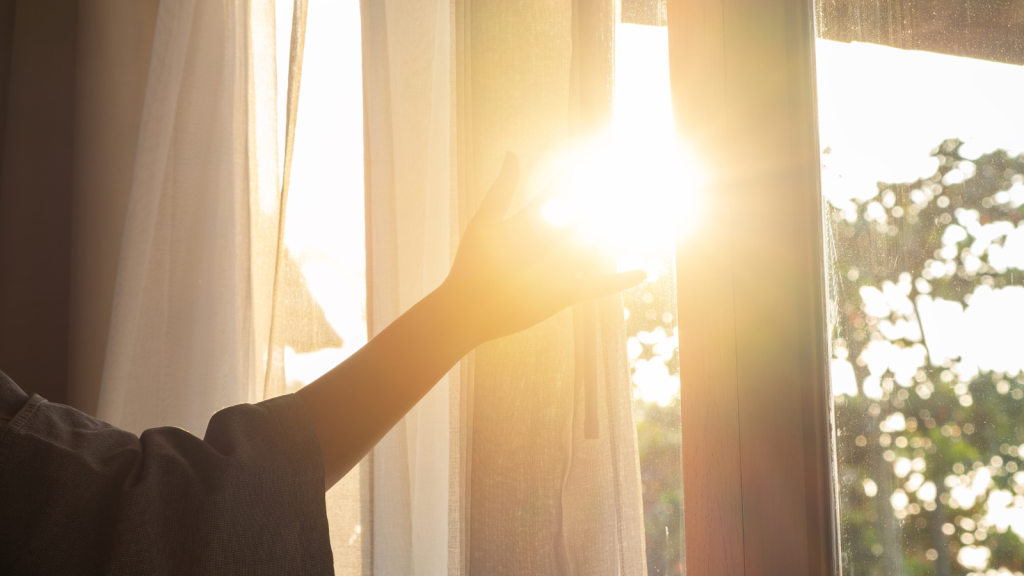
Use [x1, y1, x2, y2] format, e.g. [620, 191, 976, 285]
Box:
[263, 0, 309, 394]
[583, 301, 599, 439]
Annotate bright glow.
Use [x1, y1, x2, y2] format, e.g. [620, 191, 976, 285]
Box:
[911, 288, 1024, 378]
[830, 357, 858, 396]
[284, 346, 346, 389]
[863, 478, 878, 497]
[949, 467, 993, 509]
[547, 23, 695, 408]
[916, 481, 937, 502]
[890, 488, 909, 510]
[817, 39, 1024, 210]
[541, 197, 574, 227]
[541, 25, 704, 265]
[278, 0, 367, 386]
[631, 326, 680, 407]
[881, 412, 906, 433]
[984, 489, 1024, 539]
[957, 545, 991, 572]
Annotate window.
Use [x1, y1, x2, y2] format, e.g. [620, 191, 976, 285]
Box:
[815, 3, 1024, 574]
[667, 0, 836, 573]
[272, 1, 368, 562]
[286, 0, 1023, 573]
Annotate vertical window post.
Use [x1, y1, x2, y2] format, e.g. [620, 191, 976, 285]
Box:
[668, 0, 839, 573]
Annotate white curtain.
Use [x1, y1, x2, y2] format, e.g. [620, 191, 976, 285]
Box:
[361, 0, 454, 572]
[98, 0, 281, 435]
[362, 0, 647, 574]
[95, 0, 646, 573]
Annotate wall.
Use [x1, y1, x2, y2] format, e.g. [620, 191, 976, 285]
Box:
[0, 0, 158, 412]
[0, 0, 77, 404]
[69, 0, 158, 415]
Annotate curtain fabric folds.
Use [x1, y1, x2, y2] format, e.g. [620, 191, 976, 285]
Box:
[96, 0, 645, 573]
[98, 0, 326, 435]
[363, 0, 646, 574]
[360, 0, 456, 572]
[99, 0, 282, 436]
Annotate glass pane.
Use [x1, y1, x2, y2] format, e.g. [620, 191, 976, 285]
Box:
[814, 5, 1024, 575]
[614, 21, 684, 576]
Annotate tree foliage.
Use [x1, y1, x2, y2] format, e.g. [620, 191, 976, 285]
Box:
[830, 140, 1024, 576]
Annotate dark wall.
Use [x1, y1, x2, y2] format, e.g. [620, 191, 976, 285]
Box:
[0, 0, 77, 403]
[0, 0, 14, 172]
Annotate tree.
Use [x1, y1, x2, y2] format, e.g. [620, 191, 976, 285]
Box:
[624, 254, 683, 576]
[829, 140, 1024, 576]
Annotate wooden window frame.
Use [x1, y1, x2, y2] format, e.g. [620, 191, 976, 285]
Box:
[668, 0, 839, 574]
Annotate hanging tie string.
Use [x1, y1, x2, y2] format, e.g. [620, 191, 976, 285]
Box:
[583, 299, 600, 439]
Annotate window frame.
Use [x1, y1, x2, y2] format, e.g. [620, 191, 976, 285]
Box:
[667, 0, 839, 573]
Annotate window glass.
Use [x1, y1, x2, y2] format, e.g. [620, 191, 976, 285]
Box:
[814, 6, 1024, 574]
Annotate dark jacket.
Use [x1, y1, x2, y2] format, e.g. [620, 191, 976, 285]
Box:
[0, 370, 333, 575]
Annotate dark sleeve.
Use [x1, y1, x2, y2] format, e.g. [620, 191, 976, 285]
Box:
[0, 372, 334, 576]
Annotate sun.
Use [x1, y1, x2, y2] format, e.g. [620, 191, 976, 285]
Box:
[542, 24, 704, 268]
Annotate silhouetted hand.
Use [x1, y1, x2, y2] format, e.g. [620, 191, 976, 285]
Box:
[300, 151, 645, 489]
[443, 152, 646, 344]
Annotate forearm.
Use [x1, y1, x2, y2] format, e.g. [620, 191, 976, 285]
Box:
[297, 281, 479, 489]
[294, 152, 643, 489]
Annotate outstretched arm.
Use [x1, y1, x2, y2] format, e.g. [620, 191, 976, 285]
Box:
[297, 153, 645, 489]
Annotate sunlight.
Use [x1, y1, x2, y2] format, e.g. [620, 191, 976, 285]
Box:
[817, 39, 1024, 208]
[543, 24, 703, 264]
[278, 0, 366, 387]
[280, 21, 694, 401]
[820, 37, 1024, 576]
[821, 40, 1024, 398]
[588, 23, 691, 411]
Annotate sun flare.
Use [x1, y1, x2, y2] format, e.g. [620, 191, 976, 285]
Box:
[541, 24, 703, 270]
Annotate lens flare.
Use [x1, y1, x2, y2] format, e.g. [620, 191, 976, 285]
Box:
[540, 24, 704, 268]
[541, 130, 704, 264]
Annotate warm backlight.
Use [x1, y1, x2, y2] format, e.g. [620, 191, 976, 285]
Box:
[542, 25, 703, 269]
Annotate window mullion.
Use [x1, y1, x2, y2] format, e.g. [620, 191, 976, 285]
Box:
[668, 0, 838, 574]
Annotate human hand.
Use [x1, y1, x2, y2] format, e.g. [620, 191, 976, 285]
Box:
[441, 152, 647, 344]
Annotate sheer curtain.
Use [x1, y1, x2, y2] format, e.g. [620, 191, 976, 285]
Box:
[97, 0, 331, 435]
[95, 0, 645, 573]
[363, 0, 646, 574]
[98, 0, 282, 436]
[360, 0, 454, 572]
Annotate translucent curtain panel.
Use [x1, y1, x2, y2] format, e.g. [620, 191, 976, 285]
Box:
[361, 0, 455, 572]
[456, 0, 645, 574]
[99, 0, 281, 436]
[361, 0, 646, 573]
[68, 0, 159, 416]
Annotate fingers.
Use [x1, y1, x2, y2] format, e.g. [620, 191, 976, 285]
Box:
[475, 152, 519, 222]
[573, 270, 647, 302]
